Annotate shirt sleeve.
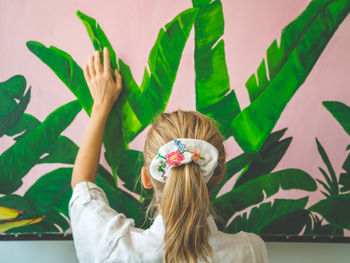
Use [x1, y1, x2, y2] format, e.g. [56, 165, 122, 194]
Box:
[68, 181, 135, 263]
[243, 232, 268, 263]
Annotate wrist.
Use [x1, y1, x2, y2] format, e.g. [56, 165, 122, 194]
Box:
[92, 103, 112, 117]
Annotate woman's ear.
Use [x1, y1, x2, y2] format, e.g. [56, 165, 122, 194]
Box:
[141, 166, 153, 189]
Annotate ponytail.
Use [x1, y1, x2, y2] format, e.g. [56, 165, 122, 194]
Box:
[143, 110, 226, 263]
[161, 162, 213, 263]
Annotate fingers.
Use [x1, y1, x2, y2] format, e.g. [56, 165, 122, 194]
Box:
[85, 48, 114, 85]
[94, 50, 103, 74]
[88, 54, 96, 77]
[83, 64, 91, 83]
[115, 69, 122, 90]
[103, 47, 111, 73]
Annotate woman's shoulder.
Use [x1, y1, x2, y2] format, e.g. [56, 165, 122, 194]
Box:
[210, 230, 268, 263]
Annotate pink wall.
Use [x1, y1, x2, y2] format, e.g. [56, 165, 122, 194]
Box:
[1, 0, 350, 222]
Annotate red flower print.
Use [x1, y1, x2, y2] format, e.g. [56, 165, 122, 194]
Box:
[165, 150, 184, 166]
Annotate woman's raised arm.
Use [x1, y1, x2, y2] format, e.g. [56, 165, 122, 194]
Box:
[71, 47, 122, 189]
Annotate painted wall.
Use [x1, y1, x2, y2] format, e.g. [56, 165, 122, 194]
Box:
[1, 0, 350, 237]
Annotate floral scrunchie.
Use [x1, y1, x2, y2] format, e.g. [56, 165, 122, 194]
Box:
[149, 138, 219, 183]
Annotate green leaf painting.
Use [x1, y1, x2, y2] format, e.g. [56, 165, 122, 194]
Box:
[234, 128, 292, 188]
[6, 113, 41, 141]
[192, 0, 240, 138]
[1, 0, 350, 239]
[0, 76, 31, 137]
[323, 101, 350, 136]
[309, 193, 350, 230]
[27, 8, 199, 176]
[0, 100, 81, 194]
[226, 198, 309, 234]
[231, 0, 350, 152]
[340, 151, 350, 193]
[213, 169, 317, 221]
[26, 42, 93, 114]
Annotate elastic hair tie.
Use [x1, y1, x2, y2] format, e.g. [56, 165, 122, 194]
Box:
[149, 138, 219, 183]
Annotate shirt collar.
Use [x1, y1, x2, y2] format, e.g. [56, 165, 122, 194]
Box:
[149, 214, 219, 238]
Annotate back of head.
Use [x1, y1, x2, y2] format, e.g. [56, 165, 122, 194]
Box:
[143, 110, 226, 263]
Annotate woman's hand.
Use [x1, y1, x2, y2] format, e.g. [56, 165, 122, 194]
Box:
[83, 47, 122, 114]
[71, 47, 122, 189]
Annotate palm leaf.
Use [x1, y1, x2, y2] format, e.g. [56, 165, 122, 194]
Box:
[5, 111, 80, 167]
[0, 195, 58, 233]
[0, 206, 23, 220]
[76, 11, 118, 72]
[235, 130, 292, 187]
[24, 168, 73, 222]
[23, 166, 144, 231]
[116, 150, 153, 200]
[0, 216, 44, 234]
[78, 7, 199, 141]
[321, 190, 331, 198]
[117, 7, 199, 137]
[192, 0, 240, 138]
[309, 193, 350, 230]
[75, 10, 128, 173]
[226, 198, 308, 234]
[213, 168, 316, 221]
[318, 167, 333, 192]
[261, 208, 311, 235]
[0, 88, 31, 137]
[5, 113, 41, 140]
[316, 178, 332, 197]
[260, 127, 288, 151]
[305, 213, 344, 235]
[211, 151, 260, 198]
[37, 133, 117, 187]
[36, 135, 118, 186]
[323, 101, 350, 136]
[28, 8, 199, 174]
[0, 100, 81, 194]
[0, 75, 31, 137]
[231, 0, 350, 152]
[38, 136, 79, 165]
[339, 150, 350, 192]
[0, 75, 26, 99]
[26, 42, 93, 114]
[316, 138, 339, 194]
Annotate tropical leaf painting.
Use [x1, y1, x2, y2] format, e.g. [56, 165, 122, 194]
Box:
[0, 0, 349, 240]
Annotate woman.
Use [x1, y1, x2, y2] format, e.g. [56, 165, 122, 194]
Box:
[69, 47, 268, 263]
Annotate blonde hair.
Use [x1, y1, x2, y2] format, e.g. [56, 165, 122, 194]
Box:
[143, 110, 226, 263]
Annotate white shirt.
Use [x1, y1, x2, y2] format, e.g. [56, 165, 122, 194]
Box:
[69, 181, 268, 263]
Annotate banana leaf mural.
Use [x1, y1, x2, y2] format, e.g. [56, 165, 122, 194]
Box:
[0, 0, 349, 241]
